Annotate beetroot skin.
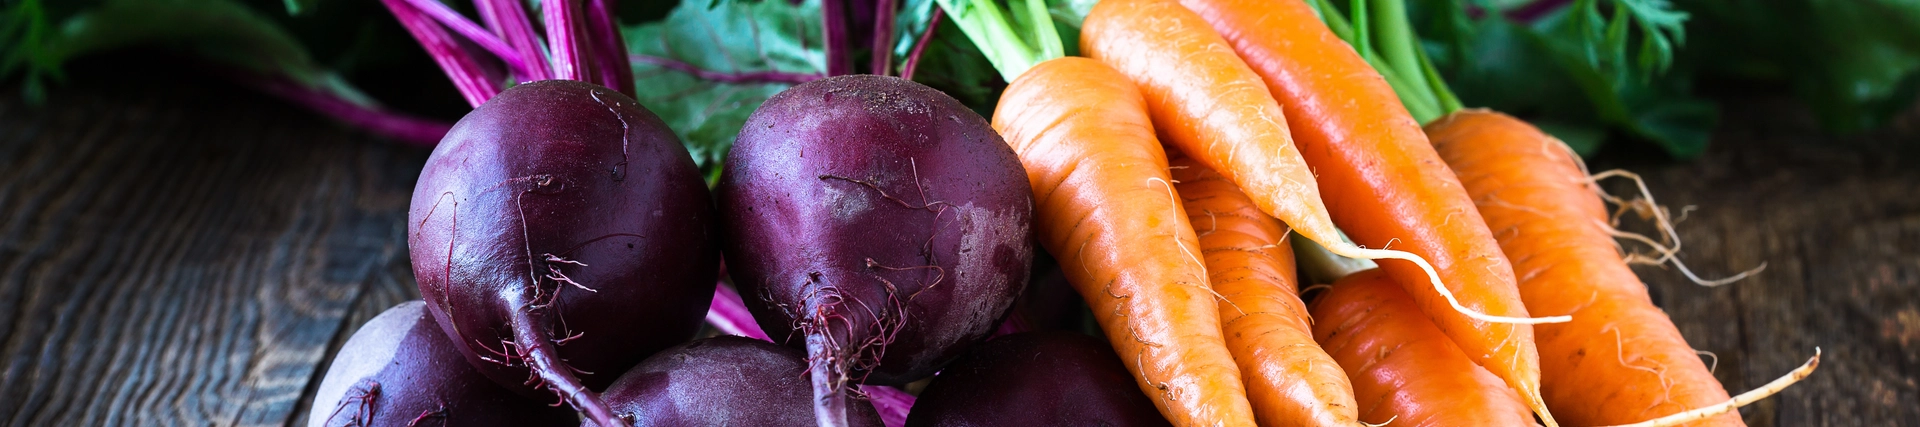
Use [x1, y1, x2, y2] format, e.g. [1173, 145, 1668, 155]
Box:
[718, 75, 1034, 424]
[905, 332, 1171, 427]
[585, 336, 884, 427]
[308, 301, 578, 427]
[408, 80, 718, 425]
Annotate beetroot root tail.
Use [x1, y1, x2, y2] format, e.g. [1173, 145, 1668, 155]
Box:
[509, 305, 628, 427]
[807, 331, 851, 427]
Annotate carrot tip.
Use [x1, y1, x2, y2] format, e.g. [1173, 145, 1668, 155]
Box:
[1597, 347, 1822, 427]
[1331, 244, 1571, 325]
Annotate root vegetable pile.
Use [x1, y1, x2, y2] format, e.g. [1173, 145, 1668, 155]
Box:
[300, 0, 1822, 425]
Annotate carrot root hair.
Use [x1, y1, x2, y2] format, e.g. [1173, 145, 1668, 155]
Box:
[1360, 415, 1398, 427]
[1597, 348, 1822, 427]
[1328, 243, 1571, 325]
[1586, 168, 1769, 287]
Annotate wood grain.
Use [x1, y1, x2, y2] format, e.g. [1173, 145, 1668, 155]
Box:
[1603, 96, 1920, 426]
[0, 74, 426, 426]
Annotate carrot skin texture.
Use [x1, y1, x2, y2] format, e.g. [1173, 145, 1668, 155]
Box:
[992, 57, 1255, 426]
[1428, 110, 1741, 426]
[1172, 0, 1554, 421]
[1081, 0, 1329, 250]
[1169, 156, 1363, 426]
[1311, 269, 1537, 427]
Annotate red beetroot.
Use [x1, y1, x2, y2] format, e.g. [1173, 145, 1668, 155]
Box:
[408, 79, 718, 426]
[904, 331, 1171, 427]
[307, 301, 578, 427]
[717, 75, 1034, 426]
[585, 336, 884, 427]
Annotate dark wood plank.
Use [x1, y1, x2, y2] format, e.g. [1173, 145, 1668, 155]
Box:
[0, 74, 426, 426]
[1610, 97, 1920, 426]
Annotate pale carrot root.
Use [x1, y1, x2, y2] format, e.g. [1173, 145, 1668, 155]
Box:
[1597, 349, 1820, 427]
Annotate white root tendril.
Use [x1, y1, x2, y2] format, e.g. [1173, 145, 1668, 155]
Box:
[1360, 415, 1398, 427]
[1589, 169, 1767, 287]
[1597, 348, 1821, 427]
[1697, 350, 1720, 374]
[1328, 242, 1571, 324]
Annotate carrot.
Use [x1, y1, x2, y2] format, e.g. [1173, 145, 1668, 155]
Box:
[991, 56, 1254, 426]
[1310, 268, 1537, 427]
[1148, 0, 1563, 423]
[1427, 109, 1748, 426]
[1167, 154, 1362, 426]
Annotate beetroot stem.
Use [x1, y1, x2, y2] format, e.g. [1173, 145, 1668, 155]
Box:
[543, 0, 593, 81]
[508, 300, 628, 427]
[585, 0, 637, 96]
[899, 8, 940, 81]
[473, 0, 553, 81]
[807, 332, 852, 427]
[822, 0, 852, 76]
[705, 284, 771, 340]
[243, 75, 453, 145]
[401, 0, 533, 79]
[870, 0, 897, 75]
[380, 0, 500, 107]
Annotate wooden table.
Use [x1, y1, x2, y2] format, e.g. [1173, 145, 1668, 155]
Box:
[1, 69, 1913, 426]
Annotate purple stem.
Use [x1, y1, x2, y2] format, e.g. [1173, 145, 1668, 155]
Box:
[473, 0, 552, 81]
[586, 0, 636, 96]
[991, 310, 1029, 337]
[244, 76, 453, 146]
[869, 0, 896, 75]
[705, 285, 914, 427]
[381, 0, 499, 107]
[706, 284, 770, 340]
[543, 0, 592, 81]
[899, 8, 941, 81]
[822, 0, 852, 76]
[861, 385, 915, 427]
[630, 54, 825, 84]
[1504, 0, 1573, 23]
[400, 0, 531, 79]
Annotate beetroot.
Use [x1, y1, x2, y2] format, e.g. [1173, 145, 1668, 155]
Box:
[585, 336, 884, 427]
[308, 301, 579, 427]
[904, 332, 1170, 427]
[408, 79, 718, 426]
[717, 74, 1034, 426]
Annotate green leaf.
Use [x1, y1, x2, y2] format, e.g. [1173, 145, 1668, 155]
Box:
[1417, 3, 1715, 158]
[1679, 0, 1920, 133]
[1047, 0, 1096, 32]
[624, 0, 826, 184]
[2, 0, 377, 106]
[891, 0, 1002, 115]
[281, 0, 318, 16]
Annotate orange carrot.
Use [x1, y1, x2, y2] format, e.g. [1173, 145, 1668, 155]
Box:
[1158, 0, 1561, 423]
[1427, 110, 1739, 426]
[1168, 154, 1362, 426]
[992, 56, 1254, 426]
[1311, 269, 1537, 427]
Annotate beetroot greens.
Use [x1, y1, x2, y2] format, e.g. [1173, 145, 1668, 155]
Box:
[718, 74, 1033, 427]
